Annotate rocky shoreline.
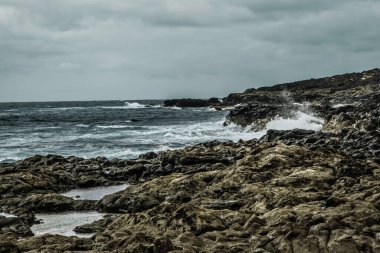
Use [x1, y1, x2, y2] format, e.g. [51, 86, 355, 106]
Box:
[1, 69, 379, 252]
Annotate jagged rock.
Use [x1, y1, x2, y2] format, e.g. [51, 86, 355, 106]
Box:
[164, 98, 220, 108]
[0, 69, 379, 252]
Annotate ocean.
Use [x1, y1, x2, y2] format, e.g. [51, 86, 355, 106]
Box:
[0, 100, 324, 163]
[0, 100, 261, 163]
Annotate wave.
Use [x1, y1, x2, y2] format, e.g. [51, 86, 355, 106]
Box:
[100, 102, 146, 110]
[0, 101, 326, 163]
[265, 111, 324, 131]
[75, 124, 90, 128]
[148, 104, 163, 108]
[96, 125, 129, 129]
[36, 107, 88, 112]
[124, 102, 146, 109]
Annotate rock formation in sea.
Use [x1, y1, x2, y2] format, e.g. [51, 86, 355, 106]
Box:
[0, 69, 379, 252]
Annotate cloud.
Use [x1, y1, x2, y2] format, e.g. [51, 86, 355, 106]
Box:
[0, 0, 379, 101]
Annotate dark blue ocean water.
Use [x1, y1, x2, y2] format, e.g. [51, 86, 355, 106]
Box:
[0, 100, 260, 163]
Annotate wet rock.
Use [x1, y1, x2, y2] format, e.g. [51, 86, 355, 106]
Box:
[224, 103, 300, 129]
[139, 152, 158, 160]
[153, 236, 175, 253]
[0, 234, 18, 253]
[164, 98, 219, 108]
[0, 68, 379, 252]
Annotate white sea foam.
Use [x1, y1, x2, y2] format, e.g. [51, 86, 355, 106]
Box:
[32, 212, 105, 237]
[265, 111, 324, 131]
[34, 126, 62, 130]
[0, 102, 326, 163]
[36, 107, 87, 112]
[124, 102, 145, 108]
[75, 124, 90, 128]
[100, 102, 146, 109]
[191, 107, 217, 112]
[96, 125, 129, 129]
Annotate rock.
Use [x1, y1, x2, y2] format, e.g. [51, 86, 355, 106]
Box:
[139, 152, 158, 160]
[0, 234, 18, 253]
[153, 236, 175, 253]
[164, 98, 215, 107]
[0, 68, 379, 252]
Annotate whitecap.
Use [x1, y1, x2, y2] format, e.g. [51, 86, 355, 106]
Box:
[149, 104, 163, 108]
[100, 102, 146, 109]
[124, 102, 145, 108]
[265, 111, 324, 131]
[34, 126, 62, 130]
[75, 124, 90, 128]
[96, 125, 129, 129]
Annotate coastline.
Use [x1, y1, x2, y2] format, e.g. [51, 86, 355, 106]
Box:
[1, 69, 379, 252]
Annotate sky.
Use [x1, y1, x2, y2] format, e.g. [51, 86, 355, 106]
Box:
[0, 0, 379, 102]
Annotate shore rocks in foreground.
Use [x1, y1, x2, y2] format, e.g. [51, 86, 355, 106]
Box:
[1, 127, 379, 252]
[0, 68, 379, 252]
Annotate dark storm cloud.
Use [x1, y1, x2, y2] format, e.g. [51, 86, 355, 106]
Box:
[0, 0, 379, 101]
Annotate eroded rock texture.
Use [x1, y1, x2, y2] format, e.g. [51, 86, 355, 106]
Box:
[1, 69, 379, 253]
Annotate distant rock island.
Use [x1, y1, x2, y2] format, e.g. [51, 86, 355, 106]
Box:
[1, 69, 379, 252]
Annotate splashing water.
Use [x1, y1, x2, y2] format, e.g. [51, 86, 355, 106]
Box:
[0, 100, 324, 162]
[266, 111, 324, 131]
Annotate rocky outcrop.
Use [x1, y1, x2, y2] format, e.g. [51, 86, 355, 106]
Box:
[224, 70, 380, 131]
[0, 69, 379, 252]
[224, 68, 380, 105]
[164, 98, 221, 108]
[224, 103, 303, 130]
[2, 126, 378, 252]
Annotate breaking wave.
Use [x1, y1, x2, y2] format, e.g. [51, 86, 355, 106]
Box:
[0, 100, 325, 163]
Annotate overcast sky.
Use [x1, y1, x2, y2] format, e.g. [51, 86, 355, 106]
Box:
[0, 0, 379, 102]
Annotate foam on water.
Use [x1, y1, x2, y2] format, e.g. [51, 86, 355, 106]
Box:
[96, 125, 130, 129]
[32, 212, 104, 237]
[76, 124, 90, 128]
[265, 111, 324, 131]
[100, 102, 146, 109]
[124, 102, 145, 108]
[168, 106, 182, 110]
[0, 100, 326, 162]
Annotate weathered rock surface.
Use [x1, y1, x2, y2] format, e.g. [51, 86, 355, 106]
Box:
[0, 69, 379, 252]
[224, 69, 380, 131]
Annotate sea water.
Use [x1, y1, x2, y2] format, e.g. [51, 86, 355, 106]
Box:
[1, 100, 324, 237]
[0, 100, 323, 163]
